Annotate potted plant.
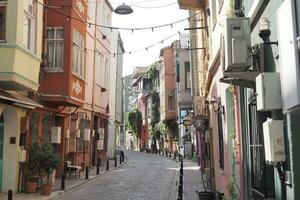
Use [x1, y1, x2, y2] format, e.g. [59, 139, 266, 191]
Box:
[26, 142, 41, 193]
[39, 142, 59, 195]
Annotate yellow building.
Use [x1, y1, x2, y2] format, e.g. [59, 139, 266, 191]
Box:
[0, 0, 43, 193]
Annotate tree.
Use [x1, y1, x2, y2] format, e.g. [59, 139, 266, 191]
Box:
[126, 109, 143, 138]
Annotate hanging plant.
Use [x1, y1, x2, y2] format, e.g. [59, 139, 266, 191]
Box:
[126, 109, 143, 138]
[147, 61, 159, 81]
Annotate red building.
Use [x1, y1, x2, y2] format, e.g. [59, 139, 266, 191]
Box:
[29, 0, 112, 178]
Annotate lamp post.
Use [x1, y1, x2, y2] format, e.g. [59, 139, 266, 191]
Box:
[114, 3, 133, 15]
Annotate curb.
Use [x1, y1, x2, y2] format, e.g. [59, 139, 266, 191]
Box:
[52, 157, 128, 200]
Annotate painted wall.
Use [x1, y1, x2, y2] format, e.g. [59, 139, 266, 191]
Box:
[0, 104, 26, 193]
[0, 0, 43, 91]
[160, 47, 177, 121]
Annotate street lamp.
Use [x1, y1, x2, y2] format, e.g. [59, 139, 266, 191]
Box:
[114, 3, 133, 15]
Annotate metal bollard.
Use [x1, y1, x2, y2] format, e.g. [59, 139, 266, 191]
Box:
[106, 160, 109, 171]
[96, 163, 100, 175]
[61, 173, 65, 190]
[8, 189, 12, 200]
[85, 166, 89, 179]
[181, 160, 183, 171]
[115, 157, 117, 167]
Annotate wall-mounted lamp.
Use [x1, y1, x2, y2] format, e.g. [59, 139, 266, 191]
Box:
[207, 98, 224, 114]
[258, 17, 278, 46]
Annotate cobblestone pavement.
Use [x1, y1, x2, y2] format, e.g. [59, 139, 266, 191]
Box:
[56, 151, 179, 200]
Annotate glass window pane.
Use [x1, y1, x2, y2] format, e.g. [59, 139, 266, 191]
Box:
[47, 42, 54, 67]
[47, 28, 54, 39]
[56, 28, 64, 39]
[0, 6, 6, 41]
[55, 42, 63, 68]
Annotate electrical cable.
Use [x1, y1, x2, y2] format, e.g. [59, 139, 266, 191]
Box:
[36, 0, 200, 31]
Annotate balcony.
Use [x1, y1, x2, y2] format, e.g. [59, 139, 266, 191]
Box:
[0, 45, 41, 91]
[177, 0, 206, 10]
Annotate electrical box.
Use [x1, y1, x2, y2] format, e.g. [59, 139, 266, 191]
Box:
[76, 129, 81, 138]
[51, 126, 61, 144]
[98, 128, 104, 140]
[84, 129, 90, 141]
[66, 129, 70, 139]
[97, 140, 104, 150]
[256, 73, 282, 111]
[224, 17, 251, 71]
[263, 119, 286, 165]
[18, 149, 26, 163]
[205, 129, 210, 143]
[277, 0, 300, 113]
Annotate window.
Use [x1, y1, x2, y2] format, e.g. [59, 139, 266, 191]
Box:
[72, 29, 85, 77]
[218, 0, 224, 13]
[95, 51, 102, 85]
[104, 58, 109, 88]
[211, 0, 217, 29]
[46, 27, 64, 71]
[168, 90, 175, 111]
[217, 108, 224, 170]
[23, 0, 36, 52]
[185, 62, 191, 89]
[0, 1, 6, 42]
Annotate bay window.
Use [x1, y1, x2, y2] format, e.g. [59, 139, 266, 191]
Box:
[46, 27, 64, 71]
[23, 0, 36, 52]
[72, 29, 85, 77]
[0, 0, 6, 42]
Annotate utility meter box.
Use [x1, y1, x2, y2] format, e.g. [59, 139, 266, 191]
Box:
[263, 119, 285, 165]
[98, 128, 104, 140]
[84, 129, 90, 141]
[256, 73, 282, 111]
[18, 149, 26, 163]
[224, 17, 251, 71]
[51, 126, 61, 144]
[66, 129, 70, 139]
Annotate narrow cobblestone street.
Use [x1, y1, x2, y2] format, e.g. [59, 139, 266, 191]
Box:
[56, 151, 179, 200]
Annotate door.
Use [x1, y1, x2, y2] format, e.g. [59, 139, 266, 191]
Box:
[248, 94, 275, 199]
[0, 114, 4, 191]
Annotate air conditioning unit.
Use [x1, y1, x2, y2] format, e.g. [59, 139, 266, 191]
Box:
[51, 126, 61, 144]
[224, 17, 251, 71]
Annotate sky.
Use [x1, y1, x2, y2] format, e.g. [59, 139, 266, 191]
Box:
[110, 0, 189, 76]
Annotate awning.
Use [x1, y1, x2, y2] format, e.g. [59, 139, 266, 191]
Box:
[0, 90, 43, 109]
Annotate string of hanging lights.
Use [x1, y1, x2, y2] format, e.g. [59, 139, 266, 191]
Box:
[35, 0, 200, 31]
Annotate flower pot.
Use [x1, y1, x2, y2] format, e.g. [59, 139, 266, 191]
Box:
[26, 181, 37, 193]
[197, 191, 215, 200]
[41, 183, 52, 195]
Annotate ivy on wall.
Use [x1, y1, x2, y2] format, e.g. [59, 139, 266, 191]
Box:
[126, 109, 143, 138]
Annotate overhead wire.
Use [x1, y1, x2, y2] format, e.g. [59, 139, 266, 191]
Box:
[37, 0, 202, 55]
[36, 0, 200, 31]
